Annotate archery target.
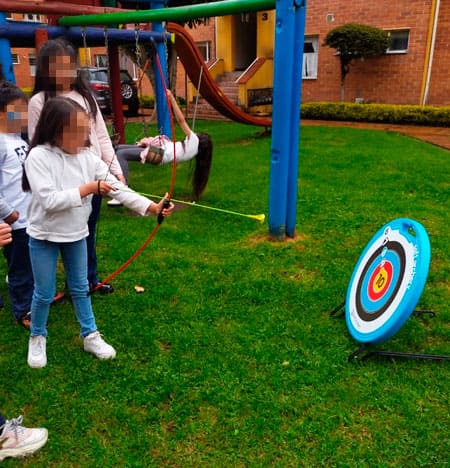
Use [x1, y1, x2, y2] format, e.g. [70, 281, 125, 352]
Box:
[345, 218, 431, 345]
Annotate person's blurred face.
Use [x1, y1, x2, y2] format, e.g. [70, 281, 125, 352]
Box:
[5, 98, 28, 134]
[49, 54, 77, 92]
[59, 111, 90, 154]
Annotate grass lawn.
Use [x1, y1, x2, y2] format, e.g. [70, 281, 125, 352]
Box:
[0, 121, 448, 466]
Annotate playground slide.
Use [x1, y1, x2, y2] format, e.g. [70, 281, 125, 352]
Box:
[167, 22, 272, 128]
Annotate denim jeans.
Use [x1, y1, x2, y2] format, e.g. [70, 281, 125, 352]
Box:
[29, 237, 97, 338]
[86, 194, 102, 286]
[2, 228, 33, 320]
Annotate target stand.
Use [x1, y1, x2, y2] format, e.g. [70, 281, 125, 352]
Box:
[331, 218, 449, 362]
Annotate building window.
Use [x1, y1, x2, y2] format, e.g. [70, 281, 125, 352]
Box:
[29, 54, 36, 77]
[11, 53, 19, 65]
[197, 41, 211, 62]
[95, 54, 108, 67]
[5, 13, 13, 20]
[387, 30, 409, 54]
[302, 36, 318, 79]
[23, 13, 41, 22]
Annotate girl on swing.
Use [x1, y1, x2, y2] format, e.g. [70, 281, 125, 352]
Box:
[114, 90, 213, 201]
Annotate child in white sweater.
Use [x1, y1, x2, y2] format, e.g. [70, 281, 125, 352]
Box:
[23, 96, 173, 368]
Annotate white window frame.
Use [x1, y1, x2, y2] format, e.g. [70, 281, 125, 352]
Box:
[302, 35, 318, 79]
[196, 41, 211, 62]
[11, 53, 19, 65]
[22, 13, 41, 23]
[94, 54, 108, 68]
[387, 29, 409, 54]
[29, 53, 36, 77]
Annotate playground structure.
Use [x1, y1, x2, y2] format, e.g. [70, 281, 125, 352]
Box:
[0, 0, 306, 239]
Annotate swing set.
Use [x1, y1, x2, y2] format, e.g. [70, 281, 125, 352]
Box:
[0, 0, 306, 239]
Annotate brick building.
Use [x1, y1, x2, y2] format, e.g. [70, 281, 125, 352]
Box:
[179, 1, 450, 107]
[302, 0, 448, 105]
[6, 1, 450, 109]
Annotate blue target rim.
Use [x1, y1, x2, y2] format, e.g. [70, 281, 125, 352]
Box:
[345, 218, 431, 345]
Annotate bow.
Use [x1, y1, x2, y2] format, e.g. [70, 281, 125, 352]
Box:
[89, 43, 177, 294]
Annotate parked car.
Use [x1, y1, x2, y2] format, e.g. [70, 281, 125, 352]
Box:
[79, 67, 140, 117]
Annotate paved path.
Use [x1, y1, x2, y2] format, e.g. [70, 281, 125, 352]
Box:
[301, 120, 450, 151]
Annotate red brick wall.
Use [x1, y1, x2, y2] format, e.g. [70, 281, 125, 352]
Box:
[426, 3, 450, 105]
[174, 20, 216, 101]
[303, 0, 434, 104]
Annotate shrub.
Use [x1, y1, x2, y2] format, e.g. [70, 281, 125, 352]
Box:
[300, 102, 450, 127]
[139, 94, 154, 109]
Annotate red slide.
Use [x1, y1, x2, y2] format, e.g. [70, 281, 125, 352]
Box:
[167, 22, 272, 128]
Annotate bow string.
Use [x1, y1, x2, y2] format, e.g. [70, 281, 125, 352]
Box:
[89, 38, 177, 294]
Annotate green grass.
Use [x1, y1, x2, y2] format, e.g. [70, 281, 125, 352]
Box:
[0, 122, 449, 466]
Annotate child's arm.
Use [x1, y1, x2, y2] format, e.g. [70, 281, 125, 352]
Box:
[95, 158, 174, 217]
[167, 90, 192, 137]
[0, 191, 18, 225]
[28, 94, 44, 142]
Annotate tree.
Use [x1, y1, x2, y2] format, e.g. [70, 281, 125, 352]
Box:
[324, 23, 390, 101]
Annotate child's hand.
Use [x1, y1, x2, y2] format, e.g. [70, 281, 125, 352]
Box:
[147, 193, 174, 217]
[97, 180, 117, 196]
[4, 210, 19, 225]
[0, 223, 12, 246]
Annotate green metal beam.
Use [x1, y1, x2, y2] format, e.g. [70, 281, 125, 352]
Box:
[58, 0, 276, 27]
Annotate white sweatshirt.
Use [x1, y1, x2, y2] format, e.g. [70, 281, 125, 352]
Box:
[25, 144, 153, 243]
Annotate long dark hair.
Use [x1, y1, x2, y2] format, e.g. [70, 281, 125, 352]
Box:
[32, 37, 98, 120]
[23, 96, 89, 191]
[191, 132, 213, 200]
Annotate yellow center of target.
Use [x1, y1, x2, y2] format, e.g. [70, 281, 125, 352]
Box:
[373, 266, 388, 293]
[368, 261, 393, 301]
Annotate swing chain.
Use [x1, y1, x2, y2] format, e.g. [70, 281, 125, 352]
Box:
[134, 24, 142, 70]
[133, 23, 152, 138]
[103, 26, 119, 143]
[81, 26, 88, 63]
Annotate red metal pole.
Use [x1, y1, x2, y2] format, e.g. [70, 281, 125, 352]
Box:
[107, 43, 125, 144]
[34, 28, 48, 51]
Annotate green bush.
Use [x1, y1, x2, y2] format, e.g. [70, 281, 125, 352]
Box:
[300, 102, 450, 126]
[22, 87, 33, 98]
[139, 94, 154, 109]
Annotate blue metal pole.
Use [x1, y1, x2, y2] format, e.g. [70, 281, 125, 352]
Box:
[151, 0, 171, 138]
[0, 13, 15, 82]
[269, 0, 304, 239]
[285, 1, 306, 237]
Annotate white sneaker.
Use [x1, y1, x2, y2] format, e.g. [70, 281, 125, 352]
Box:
[0, 415, 48, 461]
[83, 331, 116, 359]
[107, 198, 122, 206]
[27, 336, 47, 368]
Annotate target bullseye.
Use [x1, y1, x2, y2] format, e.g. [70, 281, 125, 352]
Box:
[345, 218, 431, 345]
[368, 260, 393, 301]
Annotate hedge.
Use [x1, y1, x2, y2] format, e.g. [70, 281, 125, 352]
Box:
[300, 102, 450, 127]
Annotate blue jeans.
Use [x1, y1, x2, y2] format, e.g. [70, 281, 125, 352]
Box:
[2, 228, 33, 320]
[29, 237, 97, 338]
[87, 194, 102, 286]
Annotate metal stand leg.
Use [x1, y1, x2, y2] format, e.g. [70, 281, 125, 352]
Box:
[345, 309, 449, 362]
[329, 300, 345, 318]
